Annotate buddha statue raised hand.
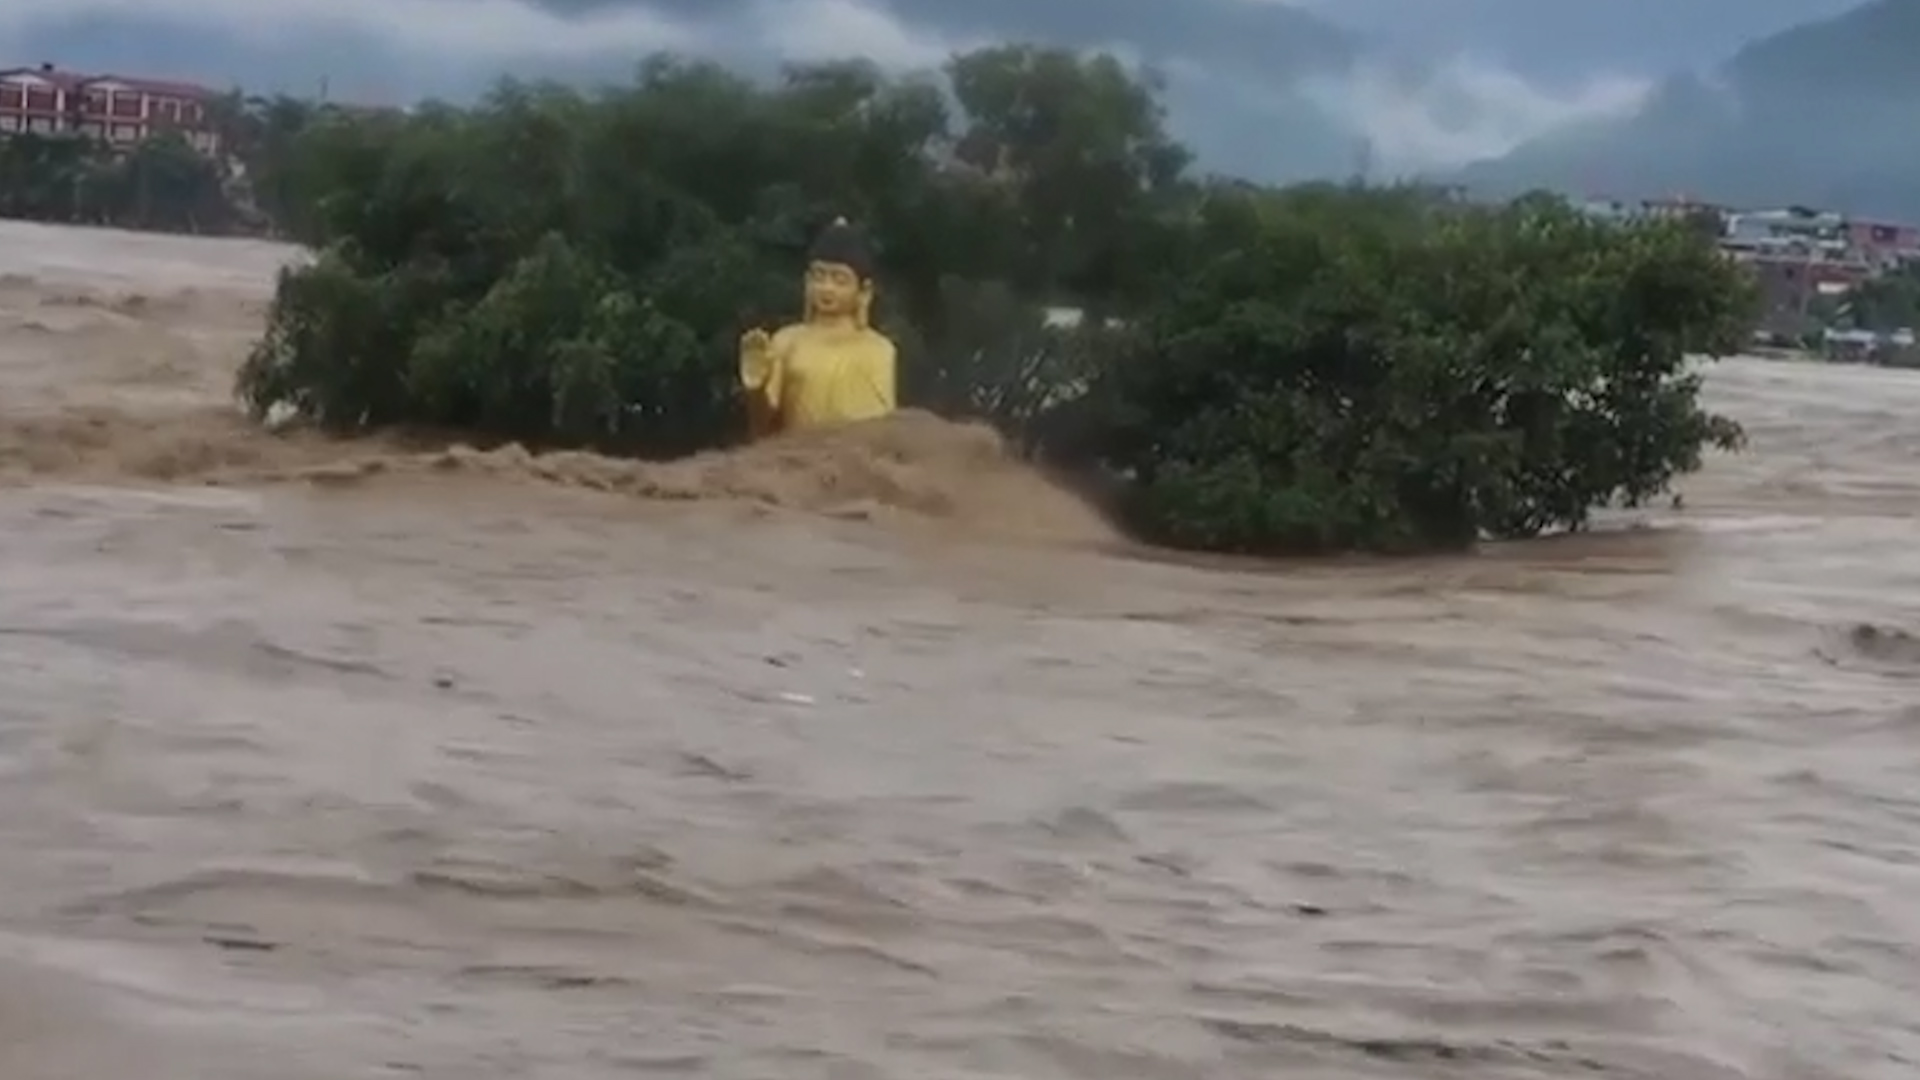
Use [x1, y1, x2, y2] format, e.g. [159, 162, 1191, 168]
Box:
[739, 217, 898, 439]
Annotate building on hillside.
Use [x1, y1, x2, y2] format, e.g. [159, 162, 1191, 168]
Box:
[1741, 250, 1874, 341]
[1639, 195, 1717, 220]
[1570, 192, 1919, 341]
[1630, 195, 1729, 236]
[1575, 197, 1633, 224]
[1725, 206, 1848, 254]
[1574, 194, 1729, 235]
[1846, 218, 1920, 270]
[0, 63, 219, 154]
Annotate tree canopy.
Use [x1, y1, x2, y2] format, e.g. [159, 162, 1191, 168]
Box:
[1846, 262, 1920, 333]
[0, 91, 370, 235]
[0, 129, 232, 233]
[0, 45, 1758, 555]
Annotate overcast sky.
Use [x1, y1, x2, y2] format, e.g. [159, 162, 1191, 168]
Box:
[1283, 0, 1864, 77]
[0, 0, 1875, 174]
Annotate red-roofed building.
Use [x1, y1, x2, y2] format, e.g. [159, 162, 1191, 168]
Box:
[0, 62, 220, 154]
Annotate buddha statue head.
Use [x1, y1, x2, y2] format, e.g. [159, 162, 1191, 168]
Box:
[804, 217, 876, 329]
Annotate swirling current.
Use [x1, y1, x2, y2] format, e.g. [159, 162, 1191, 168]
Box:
[0, 220, 1916, 1079]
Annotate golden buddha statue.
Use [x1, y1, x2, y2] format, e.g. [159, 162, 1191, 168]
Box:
[739, 217, 898, 439]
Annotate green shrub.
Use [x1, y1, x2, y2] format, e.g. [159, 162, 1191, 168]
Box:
[1074, 187, 1754, 554]
[233, 51, 1183, 458]
[229, 48, 1756, 556]
[0, 130, 232, 231]
[234, 80, 790, 454]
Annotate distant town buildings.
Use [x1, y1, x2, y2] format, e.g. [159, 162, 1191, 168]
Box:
[1845, 217, 1920, 272]
[0, 62, 219, 154]
[1578, 194, 1920, 354]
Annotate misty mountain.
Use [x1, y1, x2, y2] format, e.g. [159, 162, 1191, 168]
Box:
[4, 0, 1370, 180]
[2, 0, 1375, 183]
[1453, 0, 1920, 218]
[846, 0, 1371, 182]
[1322, 0, 1862, 81]
[1, 0, 1905, 203]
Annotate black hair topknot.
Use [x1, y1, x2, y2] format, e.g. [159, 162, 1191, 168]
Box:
[807, 217, 876, 279]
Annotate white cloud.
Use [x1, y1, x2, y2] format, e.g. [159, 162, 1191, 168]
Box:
[735, 0, 961, 68]
[0, 0, 962, 65]
[0, 0, 693, 57]
[0, 0, 1645, 173]
[1302, 56, 1653, 171]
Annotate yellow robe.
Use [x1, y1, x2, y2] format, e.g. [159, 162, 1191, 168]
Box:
[745, 325, 897, 436]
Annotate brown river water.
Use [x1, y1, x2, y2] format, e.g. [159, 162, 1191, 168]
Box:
[0, 218, 1917, 1078]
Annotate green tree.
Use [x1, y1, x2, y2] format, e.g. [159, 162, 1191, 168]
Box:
[105, 132, 232, 232]
[0, 123, 264, 234]
[1071, 186, 1753, 553]
[229, 48, 1754, 555]
[207, 91, 329, 234]
[0, 133, 93, 220]
[945, 45, 1192, 315]
[1847, 263, 1920, 332]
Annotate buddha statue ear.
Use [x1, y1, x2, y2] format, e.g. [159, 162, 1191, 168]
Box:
[855, 280, 873, 329]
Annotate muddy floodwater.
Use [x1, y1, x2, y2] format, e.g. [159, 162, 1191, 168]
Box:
[0, 218, 1917, 1079]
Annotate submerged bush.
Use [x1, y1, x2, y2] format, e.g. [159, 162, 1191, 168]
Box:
[235, 48, 1753, 553]
[1073, 187, 1754, 554]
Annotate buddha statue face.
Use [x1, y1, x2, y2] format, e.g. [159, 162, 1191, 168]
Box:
[804, 218, 876, 327]
[804, 260, 869, 322]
